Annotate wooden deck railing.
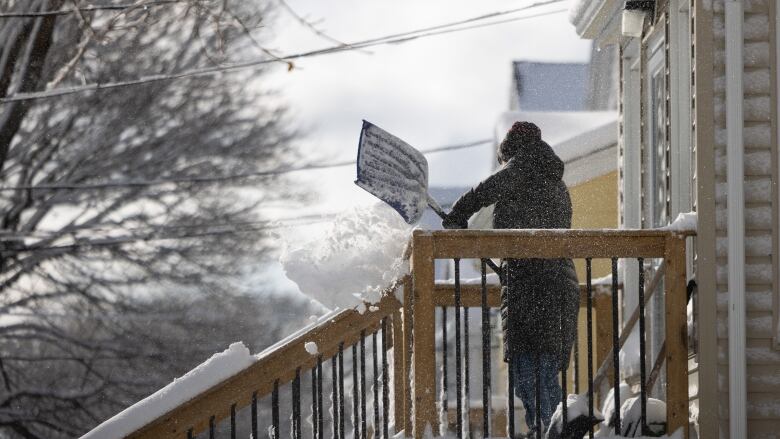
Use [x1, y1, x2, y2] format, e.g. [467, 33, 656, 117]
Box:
[125, 292, 403, 439]
[406, 229, 692, 439]
[108, 228, 693, 439]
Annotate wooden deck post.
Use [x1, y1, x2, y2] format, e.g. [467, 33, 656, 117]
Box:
[664, 235, 689, 438]
[402, 275, 414, 434]
[393, 301, 406, 433]
[411, 231, 437, 438]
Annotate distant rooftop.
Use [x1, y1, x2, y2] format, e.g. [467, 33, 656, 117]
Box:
[511, 61, 590, 112]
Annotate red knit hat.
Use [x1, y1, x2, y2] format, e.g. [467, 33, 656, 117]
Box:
[498, 121, 541, 163]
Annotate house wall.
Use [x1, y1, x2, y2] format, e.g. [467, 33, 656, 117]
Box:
[710, 0, 780, 437]
[570, 170, 619, 279]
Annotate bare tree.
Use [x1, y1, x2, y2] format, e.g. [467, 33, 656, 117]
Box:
[0, 1, 306, 437]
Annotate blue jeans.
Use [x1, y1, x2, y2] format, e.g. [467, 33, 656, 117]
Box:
[512, 352, 561, 431]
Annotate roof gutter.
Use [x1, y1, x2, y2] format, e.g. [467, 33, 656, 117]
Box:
[725, 2, 747, 437]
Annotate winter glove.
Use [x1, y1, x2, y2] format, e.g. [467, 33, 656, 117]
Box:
[442, 213, 467, 229]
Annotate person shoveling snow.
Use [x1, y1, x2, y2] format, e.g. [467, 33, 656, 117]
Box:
[442, 121, 580, 435]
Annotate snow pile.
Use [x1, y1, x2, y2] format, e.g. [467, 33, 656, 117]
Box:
[618, 397, 667, 437]
[595, 382, 632, 437]
[82, 342, 254, 439]
[659, 212, 697, 232]
[546, 393, 603, 439]
[305, 341, 318, 355]
[281, 203, 413, 312]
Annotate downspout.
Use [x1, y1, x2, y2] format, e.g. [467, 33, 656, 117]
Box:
[725, 1, 747, 438]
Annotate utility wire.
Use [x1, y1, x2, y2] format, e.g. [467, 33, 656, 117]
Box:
[0, 1, 566, 104]
[276, 0, 366, 52]
[0, 218, 334, 256]
[0, 0, 180, 18]
[0, 138, 493, 192]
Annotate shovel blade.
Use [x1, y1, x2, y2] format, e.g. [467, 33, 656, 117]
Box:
[354, 120, 430, 224]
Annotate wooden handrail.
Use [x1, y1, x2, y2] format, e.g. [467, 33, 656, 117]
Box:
[126, 292, 402, 439]
[409, 229, 692, 439]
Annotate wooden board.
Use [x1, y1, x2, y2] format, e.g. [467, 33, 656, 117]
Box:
[425, 229, 678, 259]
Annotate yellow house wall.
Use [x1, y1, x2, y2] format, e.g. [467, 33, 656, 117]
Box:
[569, 171, 619, 280]
[566, 170, 618, 396]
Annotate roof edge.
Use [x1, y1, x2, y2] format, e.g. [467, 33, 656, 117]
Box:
[569, 0, 622, 40]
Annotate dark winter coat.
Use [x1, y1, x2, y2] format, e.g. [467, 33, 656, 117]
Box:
[446, 139, 579, 365]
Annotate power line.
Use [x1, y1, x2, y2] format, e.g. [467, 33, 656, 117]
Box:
[276, 0, 366, 52]
[0, 0, 180, 18]
[0, 138, 493, 192]
[0, 212, 340, 240]
[0, 1, 566, 104]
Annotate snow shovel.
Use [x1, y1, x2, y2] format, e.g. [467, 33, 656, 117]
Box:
[354, 120, 502, 276]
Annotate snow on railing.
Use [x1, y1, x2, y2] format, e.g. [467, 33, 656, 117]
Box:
[95, 289, 404, 439]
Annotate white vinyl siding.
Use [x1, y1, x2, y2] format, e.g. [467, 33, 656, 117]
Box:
[712, 0, 780, 436]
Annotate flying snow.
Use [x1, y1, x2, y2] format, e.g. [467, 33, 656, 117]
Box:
[281, 203, 413, 312]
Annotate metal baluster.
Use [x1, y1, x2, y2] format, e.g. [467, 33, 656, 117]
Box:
[573, 331, 580, 394]
[312, 368, 318, 439]
[253, 391, 259, 439]
[586, 258, 594, 439]
[454, 258, 463, 439]
[353, 344, 360, 439]
[441, 306, 449, 434]
[507, 356, 515, 439]
[317, 356, 324, 439]
[373, 331, 380, 439]
[294, 368, 302, 439]
[611, 257, 621, 433]
[273, 381, 280, 439]
[230, 403, 236, 439]
[338, 344, 345, 439]
[464, 305, 471, 439]
[638, 258, 648, 435]
[480, 259, 491, 439]
[382, 318, 389, 439]
[187, 428, 194, 439]
[360, 332, 367, 439]
[561, 288, 569, 433]
[505, 262, 515, 439]
[332, 355, 339, 439]
[535, 352, 542, 439]
[209, 415, 215, 439]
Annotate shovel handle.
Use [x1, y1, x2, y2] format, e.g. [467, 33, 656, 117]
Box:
[427, 197, 503, 281]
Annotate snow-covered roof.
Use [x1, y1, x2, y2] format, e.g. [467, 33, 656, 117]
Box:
[568, 0, 623, 41]
[512, 61, 589, 112]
